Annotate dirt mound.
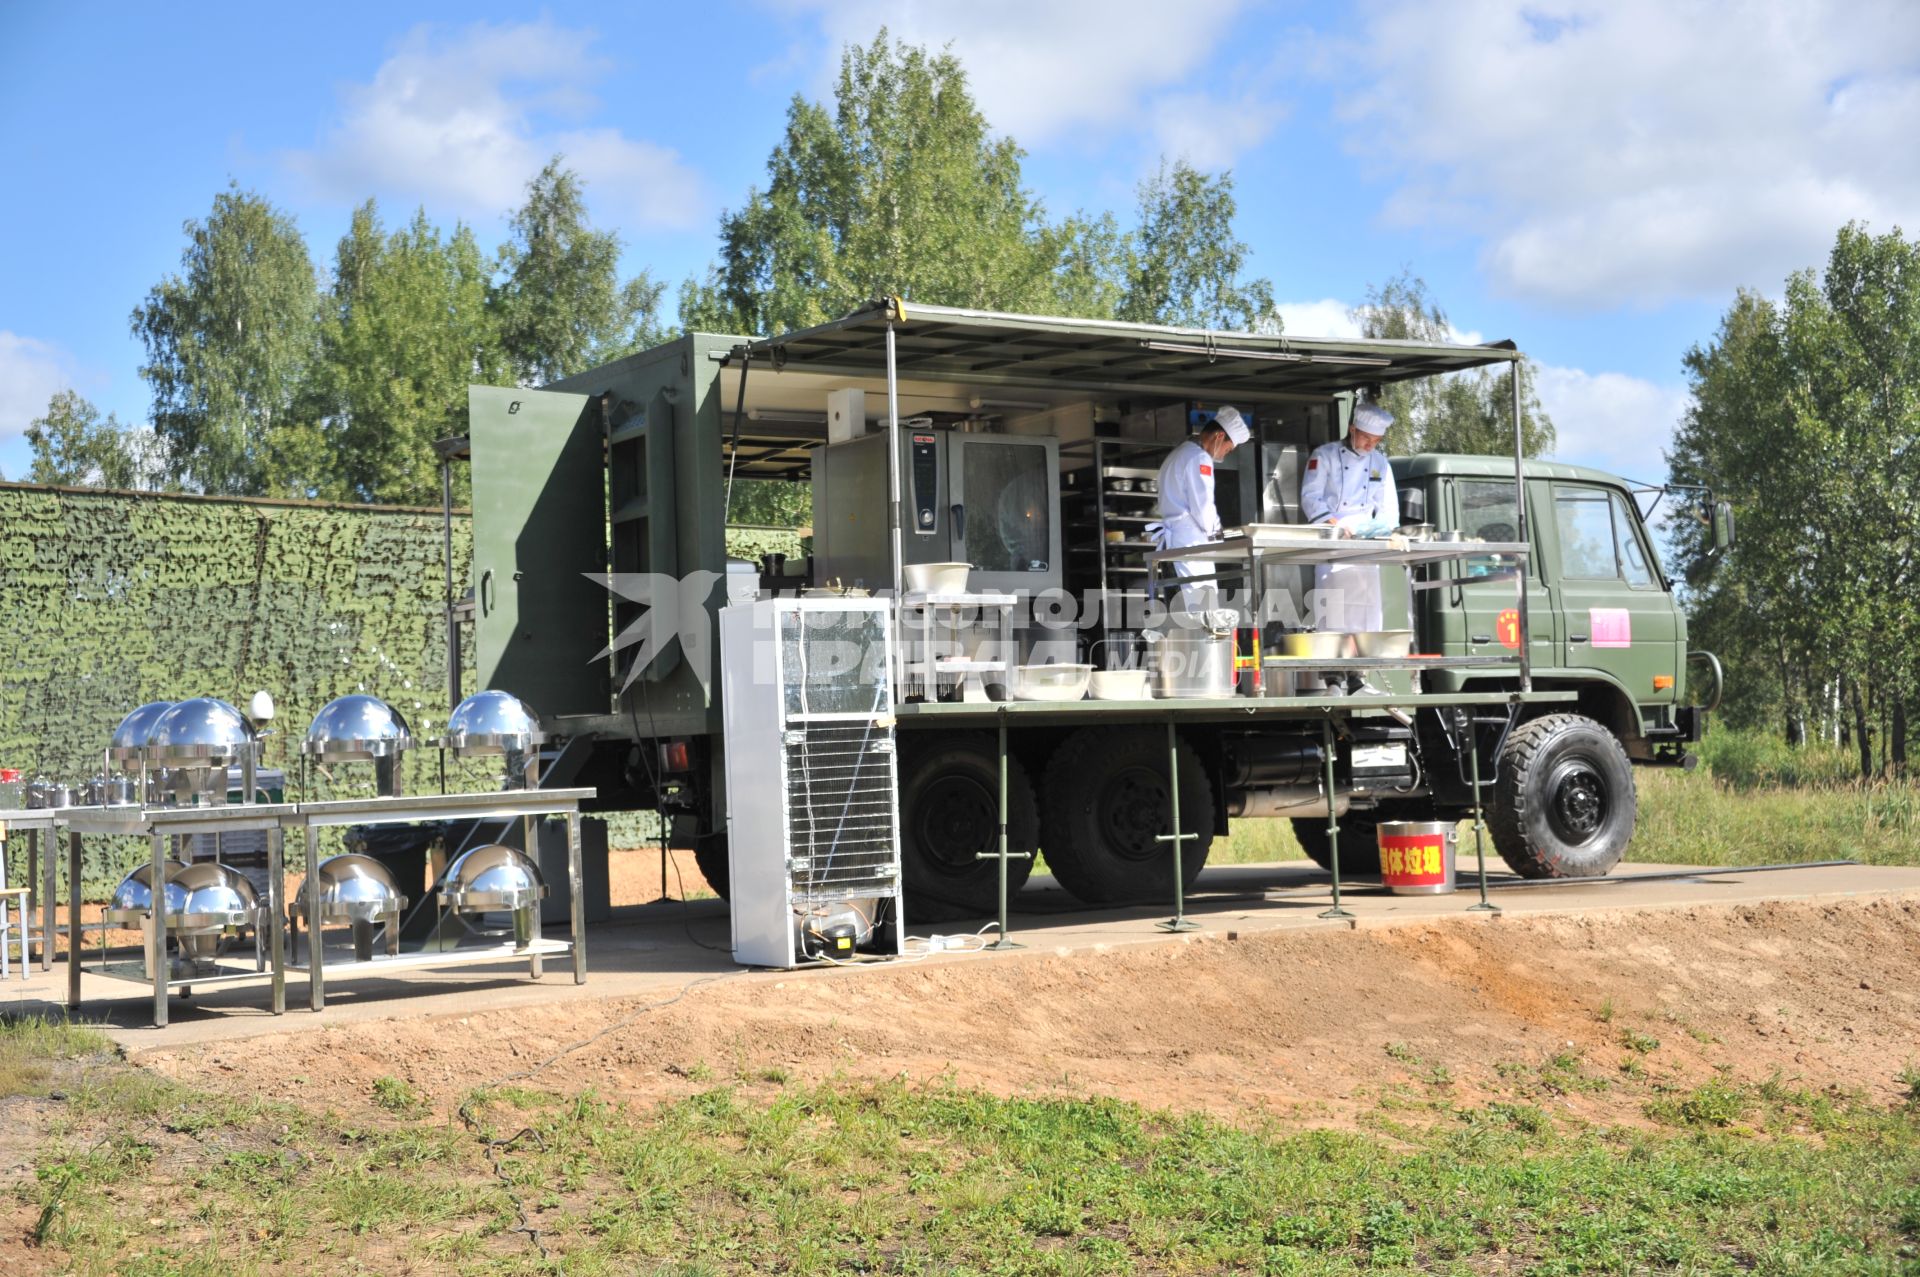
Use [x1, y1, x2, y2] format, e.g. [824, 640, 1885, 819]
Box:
[138, 896, 1920, 1128]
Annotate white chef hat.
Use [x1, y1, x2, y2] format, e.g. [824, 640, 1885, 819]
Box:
[1212, 405, 1251, 445]
[1352, 404, 1394, 437]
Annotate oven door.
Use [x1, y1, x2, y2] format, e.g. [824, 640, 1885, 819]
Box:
[947, 433, 1061, 593]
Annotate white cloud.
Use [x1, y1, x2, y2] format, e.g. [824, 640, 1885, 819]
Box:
[1533, 363, 1690, 482]
[284, 22, 708, 230]
[0, 332, 77, 441]
[1333, 0, 1920, 307]
[1276, 298, 1366, 339]
[766, 1, 1268, 163]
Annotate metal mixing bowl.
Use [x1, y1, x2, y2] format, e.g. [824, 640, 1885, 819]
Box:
[303, 694, 413, 761]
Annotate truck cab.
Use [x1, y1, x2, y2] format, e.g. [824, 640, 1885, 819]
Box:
[1396, 455, 1704, 767]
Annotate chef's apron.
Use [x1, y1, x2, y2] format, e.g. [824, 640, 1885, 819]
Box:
[1313, 560, 1383, 631]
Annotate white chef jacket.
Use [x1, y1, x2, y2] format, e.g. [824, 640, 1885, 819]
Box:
[1300, 438, 1398, 630]
[1149, 438, 1223, 607]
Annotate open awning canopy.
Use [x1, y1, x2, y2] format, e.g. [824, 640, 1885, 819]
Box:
[734, 299, 1519, 401]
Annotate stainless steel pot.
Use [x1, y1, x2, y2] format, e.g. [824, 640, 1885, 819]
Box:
[1147, 610, 1238, 699]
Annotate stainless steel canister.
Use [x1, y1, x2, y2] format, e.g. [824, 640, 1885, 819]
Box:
[1148, 609, 1238, 698]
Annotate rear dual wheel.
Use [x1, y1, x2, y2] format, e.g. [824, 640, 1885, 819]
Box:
[898, 734, 1038, 922]
[1040, 727, 1213, 904]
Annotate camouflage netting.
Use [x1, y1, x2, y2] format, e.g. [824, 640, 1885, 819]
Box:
[0, 485, 807, 892]
[0, 483, 472, 891]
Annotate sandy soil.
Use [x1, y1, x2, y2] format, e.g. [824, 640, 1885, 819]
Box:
[130, 892, 1920, 1131]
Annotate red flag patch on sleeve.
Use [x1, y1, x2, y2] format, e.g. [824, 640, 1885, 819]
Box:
[1307, 458, 1319, 470]
[1198, 464, 1212, 477]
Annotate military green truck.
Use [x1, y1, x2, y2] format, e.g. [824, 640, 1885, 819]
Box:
[464, 301, 1726, 918]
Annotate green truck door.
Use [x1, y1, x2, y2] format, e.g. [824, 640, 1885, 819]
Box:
[468, 385, 608, 718]
[1548, 482, 1678, 713]
[1441, 477, 1559, 670]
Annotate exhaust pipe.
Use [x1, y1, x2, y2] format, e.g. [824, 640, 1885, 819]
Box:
[1225, 786, 1350, 819]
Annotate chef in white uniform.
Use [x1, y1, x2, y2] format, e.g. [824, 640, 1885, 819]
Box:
[1149, 406, 1250, 610]
[1300, 403, 1399, 630]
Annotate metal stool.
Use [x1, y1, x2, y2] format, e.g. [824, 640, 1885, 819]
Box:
[0, 886, 29, 980]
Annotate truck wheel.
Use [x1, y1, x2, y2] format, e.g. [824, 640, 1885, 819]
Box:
[692, 835, 731, 901]
[1487, 713, 1636, 878]
[898, 735, 1037, 922]
[1040, 727, 1212, 904]
[1291, 809, 1384, 875]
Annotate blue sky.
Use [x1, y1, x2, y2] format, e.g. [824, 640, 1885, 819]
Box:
[3, 1, 1916, 485]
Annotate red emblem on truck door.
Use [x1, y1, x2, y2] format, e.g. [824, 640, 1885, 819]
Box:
[1496, 609, 1521, 649]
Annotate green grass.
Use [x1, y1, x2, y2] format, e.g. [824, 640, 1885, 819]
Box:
[12, 1016, 1920, 1276]
[1211, 728, 1920, 871]
[0, 1013, 111, 1099]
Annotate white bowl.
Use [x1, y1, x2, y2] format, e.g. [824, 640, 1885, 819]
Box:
[1012, 664, 1093, 701]
[903, 562, 971, 594]
[1089, 669, 1152, 701]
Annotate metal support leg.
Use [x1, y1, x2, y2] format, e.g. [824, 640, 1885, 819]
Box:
[526, 814, 544, 979]
[1465, 718, 1499, 913]
[1157, 719, 1200, 933]
[306, 826, 325, 1012]
[268, 825, 287, 1012]
[66, 831, 82, 1009]
[149, 831, 168, 1028]
[982, 712, 1025, 950]
[40, 828, 54, 972]
[567, 811, 586, 983]
[1318, 718, 1354, 920]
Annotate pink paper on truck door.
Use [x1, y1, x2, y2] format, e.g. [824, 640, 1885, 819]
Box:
[1590, 608, 1632, 648]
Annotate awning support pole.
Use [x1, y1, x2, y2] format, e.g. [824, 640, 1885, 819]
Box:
[1318, 716, 1354, 920]
[1463, 710, 1499, 912]
[981, 709, 1026, 950]
[1512, 363, 1532, 692]
[1156, 719, 1200, 933]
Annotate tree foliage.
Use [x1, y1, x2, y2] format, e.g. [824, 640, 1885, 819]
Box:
[1350, 271, 1553, 457]
[312, 201, 501, 504]
[494, 159, 666, 384]
[681, 32, 1273, 337]
[130, 184, 319, 495]
[1669, 223, 1920, 774]
[23, 390, 167, 489]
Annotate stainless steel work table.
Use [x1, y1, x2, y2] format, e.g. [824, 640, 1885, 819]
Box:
[283, 788, 592, 1012]
[63, 802, 295, 1027]
[0, 808, 66, 973]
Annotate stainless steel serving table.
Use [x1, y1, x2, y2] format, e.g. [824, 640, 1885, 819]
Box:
[0, 808, 65, 972]
[63, 802, 294, 1027]
[283, 788, 592, 1012]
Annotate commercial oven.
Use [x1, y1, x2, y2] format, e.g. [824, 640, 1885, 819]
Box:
[811, 426, 1063, 594]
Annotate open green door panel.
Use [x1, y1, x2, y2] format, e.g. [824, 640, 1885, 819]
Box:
[469, 385, 608, 719]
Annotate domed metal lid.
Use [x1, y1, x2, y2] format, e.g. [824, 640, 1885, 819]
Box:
[146, 698, 256, 766]
[169, 861, 260, 931]
[441, 844, 546, 912]
[301, 853, 407, 920]
[436, 690, 545, 757]
[103, 859, 190, 923]
[108, 701, 176, 763]
[302, 694, 413, 761]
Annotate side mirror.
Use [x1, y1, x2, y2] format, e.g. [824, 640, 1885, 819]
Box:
[1710, 500, 1735, 553]
[1400, 488, 1427, 525]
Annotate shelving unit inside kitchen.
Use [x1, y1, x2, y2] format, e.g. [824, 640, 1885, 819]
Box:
[1061, 437, 1174, 660]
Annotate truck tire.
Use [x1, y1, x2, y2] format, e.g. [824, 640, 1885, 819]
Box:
[1291, 809, 1384, 875]
[1040, 727, 1212, 904]
[692, 835, 731, 901]
[1487, 712, 1636, 878]
[898, 734, 1038, 922]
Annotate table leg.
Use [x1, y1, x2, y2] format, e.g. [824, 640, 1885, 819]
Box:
[66, 830, 82, 1009]
[150, 831, 168, 1028]
[40, 828, 54, 972]
[268, 826, 286, 1014]
[568, 812, 585, 983]
[305, 826, 325, 1012]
